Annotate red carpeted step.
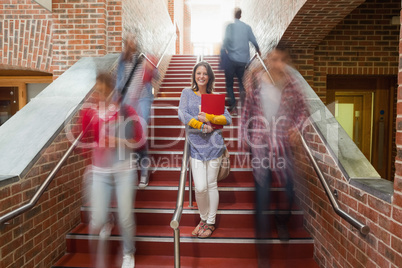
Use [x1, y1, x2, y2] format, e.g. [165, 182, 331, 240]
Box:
[64, 235, 314, 259]
[79, 209, 306, 233]
[143, 168, 254, 184]
[53, 253, 319, 268]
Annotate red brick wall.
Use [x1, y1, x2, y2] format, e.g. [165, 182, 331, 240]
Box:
[168, 0, 174, 23]
[0, 1, 53, 72]
[0, 0, 174, 78]
[0, 110, 91, 268]
[183, 0, 192, 54]
[312, 0, 400, 101]
[51, 0, 109, 77]
[293, 122, 402, 268]
[106, 0, 123, 54]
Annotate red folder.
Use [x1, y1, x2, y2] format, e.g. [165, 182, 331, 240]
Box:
[201, 94, 226, 129]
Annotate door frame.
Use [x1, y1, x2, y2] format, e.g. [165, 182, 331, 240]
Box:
[0, 76, 53, 110]
[334, 91, 373, 161]
[327, 75, 396, 180]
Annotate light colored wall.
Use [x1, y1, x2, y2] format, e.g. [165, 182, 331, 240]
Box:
[26, 83, 49, 102]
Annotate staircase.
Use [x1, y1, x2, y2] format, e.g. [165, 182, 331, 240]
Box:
[52, 55, 319, 267]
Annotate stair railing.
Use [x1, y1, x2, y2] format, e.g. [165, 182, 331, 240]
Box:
[247, 52, 369, 235]
[0, 34, 176, 226]
[0, 131, 85, 225]
[170, 54, 202, 268]
[170, 133, 190, 268]
[156, 27, 177, 68]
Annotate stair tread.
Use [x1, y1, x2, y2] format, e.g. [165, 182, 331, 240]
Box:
[53, 253, 319, 268]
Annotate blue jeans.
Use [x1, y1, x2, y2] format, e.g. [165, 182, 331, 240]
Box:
[136, 83, 154, 177]
[90, 167, 137, 255]
[224, 60, 246, 110]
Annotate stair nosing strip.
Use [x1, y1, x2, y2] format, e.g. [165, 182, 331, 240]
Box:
[145, 167, 252, 171]
[149, 115, 179, 118]
[153, 98, 181, 101]
[148, 137, 241, 141]
[80, 207, 304, 215]
[148, 125, 184, 128]
[147, 149, 248, 154]
[148, 125, 239, 129]
[65, 234, 314, 244]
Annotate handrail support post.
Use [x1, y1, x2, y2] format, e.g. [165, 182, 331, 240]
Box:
[173, 228, 180, 268]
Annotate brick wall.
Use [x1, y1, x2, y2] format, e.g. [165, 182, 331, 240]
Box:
[0, 111, 91, 268]
[0, 0, 174, 78]
[52, 0, 109, 77]
[312, 0, 400, 101]
[173, 0, 184, 54]
[183, 0, 192, 54]
[168, 0, 174, 22]
[0, 1, 53, 73]
[106, 0, 123, 54]
[293, 121, 402, 268]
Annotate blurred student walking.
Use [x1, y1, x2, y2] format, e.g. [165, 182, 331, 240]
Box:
[241, 48, 309, 267]
[222, 7, 260, 115]
[116, 34, 157, 188]
[81, 72, 143, 268]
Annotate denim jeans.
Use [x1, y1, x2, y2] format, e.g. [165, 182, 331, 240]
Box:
[90, 166, 137, 255]
[224, 60, 246, 110]
[136, 83, 154, 177]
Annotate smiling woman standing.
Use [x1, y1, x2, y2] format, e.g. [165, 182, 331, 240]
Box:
[178, 61, 232, 238]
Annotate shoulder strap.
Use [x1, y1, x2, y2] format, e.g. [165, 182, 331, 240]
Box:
[120, 56, 142, 100]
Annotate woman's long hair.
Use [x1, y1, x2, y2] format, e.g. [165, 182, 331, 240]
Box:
[191, 61, 215, 94]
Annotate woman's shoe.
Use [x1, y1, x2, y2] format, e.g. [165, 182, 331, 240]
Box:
[191, 220, 206, 236]
[198, 224, 215, 238]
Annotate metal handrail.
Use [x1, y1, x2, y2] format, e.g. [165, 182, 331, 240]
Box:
[0, 131, 84, 225]
[247, 52, 275, 85]
[299, 128, 370, 235]
[0, 33, 177, 226]
[156, 28, 177, 68]
[139, 53, 157, 69]
[170, 134, 190, 268]
[248, 52, 369, 235]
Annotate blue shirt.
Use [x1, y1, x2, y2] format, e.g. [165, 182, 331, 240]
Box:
[178, 88, 232, 161]
[223, 19, 260, 64]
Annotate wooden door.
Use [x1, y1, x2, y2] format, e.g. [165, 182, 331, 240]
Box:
[327, 75, 396, 180]
[334, 92, 373, 161]
[0, 87, 19, 126]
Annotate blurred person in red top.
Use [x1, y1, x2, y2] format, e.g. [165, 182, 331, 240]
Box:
[81, 72, 143, 268]
[241, 48, 309, 267]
